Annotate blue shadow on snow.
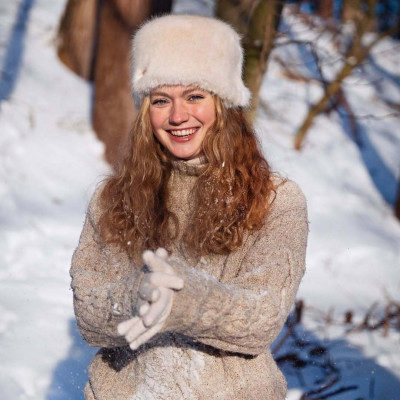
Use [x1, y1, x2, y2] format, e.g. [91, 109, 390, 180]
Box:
[46, 319, 98, 400]
[338, 112, 398, 206]
[273, 322, 400, 400]
[0, 0, 35, 103]
[47, 317, 400, 399]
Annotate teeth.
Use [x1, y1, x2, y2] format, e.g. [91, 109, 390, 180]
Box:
[169, 128, 197, 137]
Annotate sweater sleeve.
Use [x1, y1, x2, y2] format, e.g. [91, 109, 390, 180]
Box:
[163, 180, 308, 355]
[70, 189, 145, 348]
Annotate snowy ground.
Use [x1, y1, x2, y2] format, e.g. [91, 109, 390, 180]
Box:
[0, 1, 399, 399]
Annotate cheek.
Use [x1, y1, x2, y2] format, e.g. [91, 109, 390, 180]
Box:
[196, 104, 216, 127]
[149, 109, 164, 131]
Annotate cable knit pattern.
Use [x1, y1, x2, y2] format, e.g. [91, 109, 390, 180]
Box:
[70, 161, 308, 399]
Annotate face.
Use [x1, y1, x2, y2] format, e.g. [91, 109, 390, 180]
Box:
[149, 85, 216, 160]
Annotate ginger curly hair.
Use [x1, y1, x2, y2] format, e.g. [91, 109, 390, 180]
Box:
[99, 95, 276, 261]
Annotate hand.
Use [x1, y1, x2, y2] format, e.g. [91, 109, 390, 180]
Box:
[136, 248, 184, 327]
[117, 248, 184, 350]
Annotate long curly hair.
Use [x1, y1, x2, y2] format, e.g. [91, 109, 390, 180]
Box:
[99, 95, 276, 261]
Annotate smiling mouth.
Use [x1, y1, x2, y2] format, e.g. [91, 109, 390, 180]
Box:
[168, 128, 198, 137]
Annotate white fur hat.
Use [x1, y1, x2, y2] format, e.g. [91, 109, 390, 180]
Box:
[131, 15, 251, 108]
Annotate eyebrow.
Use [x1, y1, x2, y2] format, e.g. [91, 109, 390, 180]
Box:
[182, 87, 205, 96]
[150, 87, 206, 98]
[150, 90, 170, 98]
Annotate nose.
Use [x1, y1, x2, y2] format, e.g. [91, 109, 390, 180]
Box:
[169, 100, 189, 125]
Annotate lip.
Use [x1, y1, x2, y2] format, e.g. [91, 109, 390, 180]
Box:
[166, 127, 199, 142]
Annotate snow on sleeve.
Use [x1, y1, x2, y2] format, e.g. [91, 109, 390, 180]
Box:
[163, 180, 308, 355]
[70, 189, 146, 348]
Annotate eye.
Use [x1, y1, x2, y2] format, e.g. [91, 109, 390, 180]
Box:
[151, 98, 168, 106]
[188, 94, 204, 102]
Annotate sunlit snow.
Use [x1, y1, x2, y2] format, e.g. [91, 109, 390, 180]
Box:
[0, 1, 399, 399]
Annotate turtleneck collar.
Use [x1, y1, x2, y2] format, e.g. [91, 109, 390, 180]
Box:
[171, 156, 208, 176]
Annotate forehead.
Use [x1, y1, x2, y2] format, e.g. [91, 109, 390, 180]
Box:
[150, 85, 209, 97]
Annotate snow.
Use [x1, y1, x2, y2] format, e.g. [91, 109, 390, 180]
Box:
[0, 1, 399, 399]
[0, 1, 108, 399]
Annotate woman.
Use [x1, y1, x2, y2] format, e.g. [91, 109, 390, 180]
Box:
[71, 14, 308, 399]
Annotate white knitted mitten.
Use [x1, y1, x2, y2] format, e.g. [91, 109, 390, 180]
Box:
[118, 248, 184, 350]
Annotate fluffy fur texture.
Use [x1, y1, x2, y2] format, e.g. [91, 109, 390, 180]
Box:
[131, 15, 251, 108]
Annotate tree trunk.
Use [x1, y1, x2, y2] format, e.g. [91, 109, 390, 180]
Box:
[316, 0, 334, 19]
[395, 183, 400, 220]
[243, 0, 284, 121]
[112, 0, 152, 27]
[217, 0, 284, 122]
[341, 0, 360, 21]
[57, 0, 170, 170]
[216, 0, 257, 35]
[57, 0, 98, 80]
[92, 0, 136, 169]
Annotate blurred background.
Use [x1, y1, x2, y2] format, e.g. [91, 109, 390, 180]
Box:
[0, 0, 399, 399]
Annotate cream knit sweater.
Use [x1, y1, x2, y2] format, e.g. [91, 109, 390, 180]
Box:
[70, 160, 308, 399]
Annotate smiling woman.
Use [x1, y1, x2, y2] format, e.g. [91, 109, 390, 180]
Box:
[70, 14, 308, 400]
[149, 86, 216, 160]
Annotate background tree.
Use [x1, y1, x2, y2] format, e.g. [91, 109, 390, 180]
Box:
[57, 0, 172, 170]
[280, 0, 400, 220]
[293, 0, 399, 149]
[316, 0, 334, 19]
[217, 0, 284, 122]
[57, 0, 97, 80]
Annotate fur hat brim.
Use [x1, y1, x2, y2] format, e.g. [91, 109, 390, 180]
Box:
[131, 15, 251, 108]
